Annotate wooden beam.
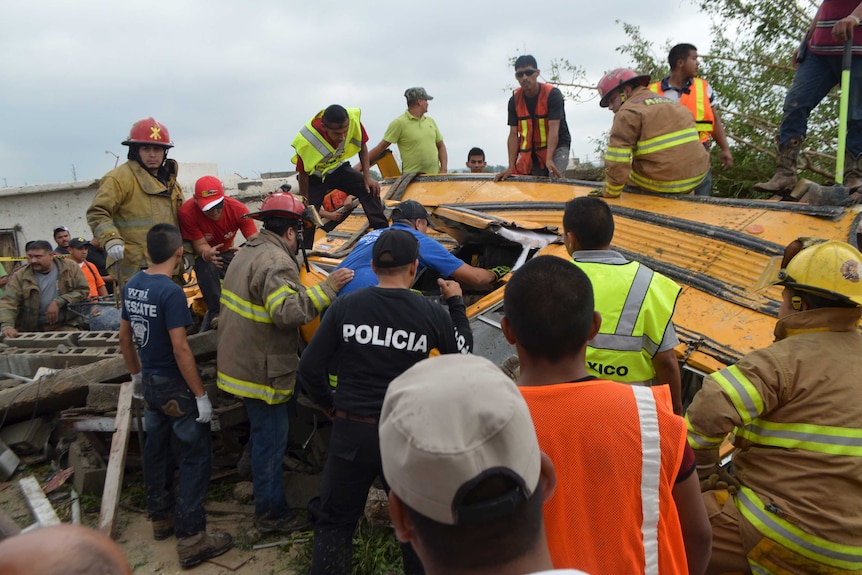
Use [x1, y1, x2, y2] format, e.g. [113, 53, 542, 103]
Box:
[18, 476, 60, 527]
[98, 381, 133, 539]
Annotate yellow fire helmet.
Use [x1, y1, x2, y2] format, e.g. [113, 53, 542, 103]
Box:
[775, 239, 862, 306]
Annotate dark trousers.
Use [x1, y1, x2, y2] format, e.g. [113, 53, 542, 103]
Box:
[143, 374, 212, 538]
[304, 164, 389, 249]
[308, 417, 423, 575]
[194, 249, 235, 315]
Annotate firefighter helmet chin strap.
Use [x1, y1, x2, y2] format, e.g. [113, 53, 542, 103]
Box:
[297, 221, 310, 273]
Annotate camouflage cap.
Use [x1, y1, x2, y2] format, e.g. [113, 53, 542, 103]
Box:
[404, 87, 433, 102]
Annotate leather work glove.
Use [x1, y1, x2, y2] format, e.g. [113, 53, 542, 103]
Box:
[195, 392, 213, 424]
[131, 372, 143, 400]
[107, 243, 125, 264]
[699, 464, 740, 495]
[489, 265, 512, 281]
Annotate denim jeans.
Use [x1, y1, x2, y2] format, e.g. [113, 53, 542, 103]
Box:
[693, 165, 713, 196]
[143, 374, 212, 538]
[780, 50, 862, 157]
[195, 249, 235, 314]
[529, 146, 570, 177]
[243, 398, 291, 521]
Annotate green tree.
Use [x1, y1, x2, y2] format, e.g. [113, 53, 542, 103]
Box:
[545, 1, 844, 197]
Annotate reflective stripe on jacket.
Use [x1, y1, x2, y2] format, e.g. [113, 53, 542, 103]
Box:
[648, 78, 715, 142]
[0, 257, 89, 332]
[572, 258, 681, 383]
[514, 83, 554, 175]
[521, 380, 688, 573]
[291, 108, 363, 178]
[216, 229, 338, 405]
[87, 160, 183, 281]
[603, 86, 710, 195]
[686, 307, 862, 569]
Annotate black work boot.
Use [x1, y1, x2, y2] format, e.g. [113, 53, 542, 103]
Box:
[753, 136, 804, 195]
[177, 531, 233, 569]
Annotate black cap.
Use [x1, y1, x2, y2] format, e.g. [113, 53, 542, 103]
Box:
[392, 200, 434, 227]
[373, 229, 419, 268]
[69, 237, 91, 249]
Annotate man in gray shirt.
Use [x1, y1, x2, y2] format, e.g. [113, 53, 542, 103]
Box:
[0, 240, 89, 338]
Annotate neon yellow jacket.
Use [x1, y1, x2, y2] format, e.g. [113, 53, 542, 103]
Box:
[216, 229, 339, 404]
[572, 255, 680, 383]
[686, 307, 862, 572]
[87, 160, 183, 281]
[291, 108, 363, 178]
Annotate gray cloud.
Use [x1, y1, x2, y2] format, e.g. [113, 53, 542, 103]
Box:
[0, 0, 711, 186]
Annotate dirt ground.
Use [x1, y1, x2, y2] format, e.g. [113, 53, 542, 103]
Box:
[0, 471, 306, 574]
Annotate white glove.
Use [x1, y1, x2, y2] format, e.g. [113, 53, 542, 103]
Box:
[131, 372, 143, 400]
[107, 243, 125, 263]
[195, 392, 213, 424]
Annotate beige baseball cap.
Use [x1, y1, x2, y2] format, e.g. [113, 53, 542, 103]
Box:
[380, 354, 541, 525]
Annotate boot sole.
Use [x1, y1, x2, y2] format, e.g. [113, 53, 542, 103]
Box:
[179, 541, 233, 569]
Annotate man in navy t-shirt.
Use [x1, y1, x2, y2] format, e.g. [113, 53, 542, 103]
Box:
[119, 223, 233, 568]
[335, 199, 508, 296]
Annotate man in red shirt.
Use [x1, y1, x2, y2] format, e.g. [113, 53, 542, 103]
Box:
[178, 176, 258, 330]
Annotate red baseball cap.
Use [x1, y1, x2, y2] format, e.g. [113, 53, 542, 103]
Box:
[194, 176, 225, 211]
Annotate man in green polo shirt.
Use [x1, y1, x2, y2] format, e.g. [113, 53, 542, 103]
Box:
[367, 87, 448, 174]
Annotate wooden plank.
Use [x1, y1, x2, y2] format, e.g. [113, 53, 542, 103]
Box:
[18, 475, 60, 527]
[0, 330, 217, 425]
[98, 381, 133, 538]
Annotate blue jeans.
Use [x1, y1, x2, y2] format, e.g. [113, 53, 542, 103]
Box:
[143, 374, 212, 538]
[780, 50, 862, 157]
[693, 165, 713, 196]
[243, 398, 291, 521]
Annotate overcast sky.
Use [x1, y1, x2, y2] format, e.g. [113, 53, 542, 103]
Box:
[0, 0, 715, 187]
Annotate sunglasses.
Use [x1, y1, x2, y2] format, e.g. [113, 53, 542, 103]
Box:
[515, 69, 538, 78]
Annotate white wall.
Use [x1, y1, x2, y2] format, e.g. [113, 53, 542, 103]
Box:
[0, 165, 297, 255]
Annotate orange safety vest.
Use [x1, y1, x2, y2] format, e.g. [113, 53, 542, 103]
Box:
[649, 78, 715, 143]
[519, 380, 689, 574]
[514, 83, 555, 174]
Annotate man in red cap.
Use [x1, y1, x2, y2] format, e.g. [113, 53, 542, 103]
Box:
[178, 176, 258, 330]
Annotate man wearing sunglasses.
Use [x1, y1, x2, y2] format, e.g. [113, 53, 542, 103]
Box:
[292, 105, 389, 250]
[495, 55, 571, 181]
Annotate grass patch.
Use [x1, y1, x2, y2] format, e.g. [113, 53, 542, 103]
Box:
[287, 519, 402, 575]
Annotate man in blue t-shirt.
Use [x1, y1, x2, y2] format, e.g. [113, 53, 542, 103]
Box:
[335, 199, 508, 296]
[119, 223, 233, 568]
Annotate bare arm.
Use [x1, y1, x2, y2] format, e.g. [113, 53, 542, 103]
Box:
[653, 348, 683, 415]
[119, 319, 141, 375]
[672, 472, 712, 575]
[494, 126, 520, 181]
[359, 142, 381, 197]
[168, 326, 205, 397]
[711, 112, 733, 169]
[297, 171, 310, 202]
[436, 140, 448, 174]
[97, 284, 108, 297]
[832, 3, 862, 41]
[545, 119, 562, 178]
[450, 262, 496, 288]
[366, 139, 391, 170]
